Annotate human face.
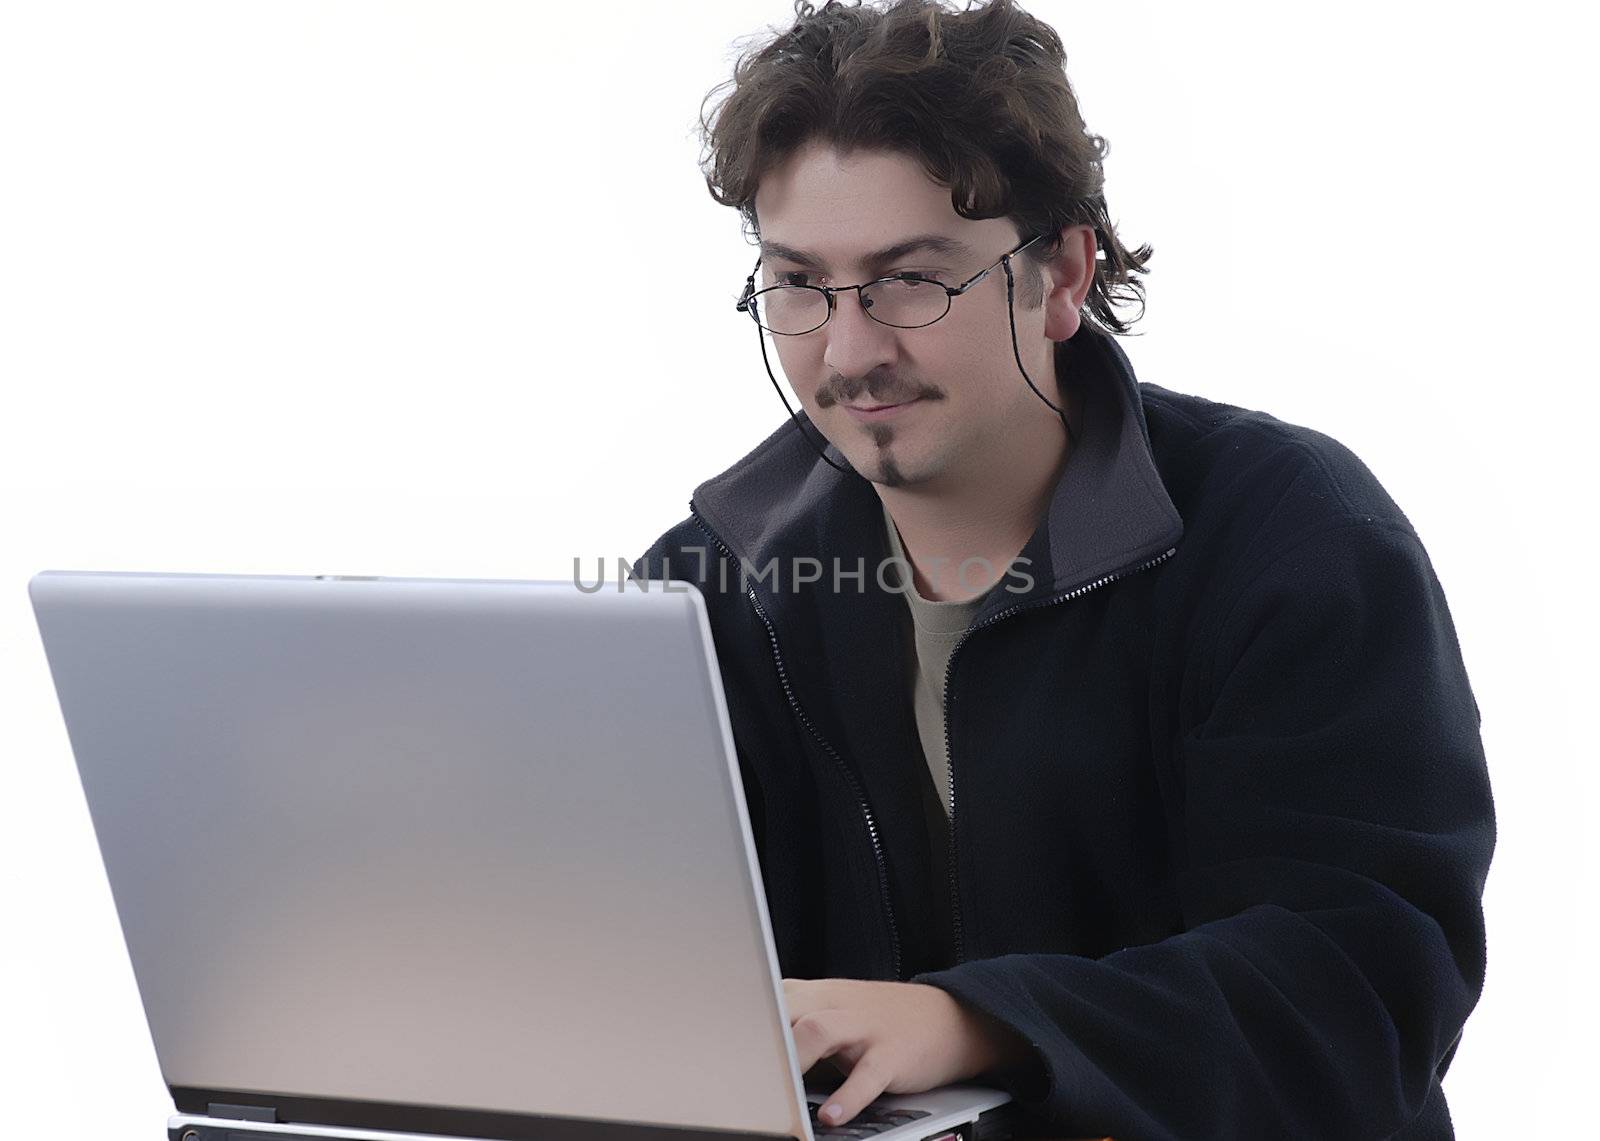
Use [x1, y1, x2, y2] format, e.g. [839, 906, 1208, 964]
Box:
[751, 140, 1068, 491]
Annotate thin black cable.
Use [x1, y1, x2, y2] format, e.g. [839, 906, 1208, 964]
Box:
[1002, 255, 1078, 449]
[754, 316, 853, 474]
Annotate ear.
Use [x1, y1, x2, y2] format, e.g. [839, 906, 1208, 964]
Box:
[1042, 223, 1097, 342]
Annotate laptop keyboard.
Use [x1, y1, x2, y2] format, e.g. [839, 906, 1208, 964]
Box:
[806, 1095, 932, 1137]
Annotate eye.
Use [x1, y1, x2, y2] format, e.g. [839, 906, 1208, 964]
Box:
[776, 271, 815, 287]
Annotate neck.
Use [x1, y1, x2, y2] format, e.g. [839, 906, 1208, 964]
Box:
[878, 388, 1078, 603]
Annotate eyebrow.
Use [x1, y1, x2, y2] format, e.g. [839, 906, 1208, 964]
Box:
[758, 233, 973, 273]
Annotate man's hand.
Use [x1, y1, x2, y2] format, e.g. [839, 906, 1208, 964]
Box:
[782, 977, 1032, 1128]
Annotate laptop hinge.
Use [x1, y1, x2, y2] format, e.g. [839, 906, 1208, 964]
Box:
[207, 1103, 278, 1123]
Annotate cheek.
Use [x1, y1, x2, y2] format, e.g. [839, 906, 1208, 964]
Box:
[771, 336, 827, 399]
[915, 329, 993, 392]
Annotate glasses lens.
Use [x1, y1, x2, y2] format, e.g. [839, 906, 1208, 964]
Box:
[751, 286, 829, 335]
[859, 277, 950, 329]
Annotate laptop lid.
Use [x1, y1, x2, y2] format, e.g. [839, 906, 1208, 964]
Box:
[30, 570, 823, 1140]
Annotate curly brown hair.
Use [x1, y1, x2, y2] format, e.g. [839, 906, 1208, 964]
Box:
[698, 0, 1152, 336]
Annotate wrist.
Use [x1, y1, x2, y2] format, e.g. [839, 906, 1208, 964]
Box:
[935, 987, 1033, 1076]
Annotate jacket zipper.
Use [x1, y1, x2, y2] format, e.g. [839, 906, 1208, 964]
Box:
[941, 544, 1179, 966]
[687, 508, 905, 981]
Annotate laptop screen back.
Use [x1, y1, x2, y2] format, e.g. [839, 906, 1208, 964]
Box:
[31, 571, 808, 1139]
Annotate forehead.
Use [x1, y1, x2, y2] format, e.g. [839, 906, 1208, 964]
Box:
[752, 141, 1009, 273]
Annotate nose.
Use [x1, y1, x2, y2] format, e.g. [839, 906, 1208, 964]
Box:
[822, 287, 898, 384]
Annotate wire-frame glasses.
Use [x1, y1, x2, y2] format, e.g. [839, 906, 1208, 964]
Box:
[735, 232, 1046, 335]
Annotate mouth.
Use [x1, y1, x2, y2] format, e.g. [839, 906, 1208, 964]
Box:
[842, 398, 922, 422]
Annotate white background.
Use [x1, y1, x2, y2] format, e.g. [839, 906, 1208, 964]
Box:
[1, 1, 1593, 1135]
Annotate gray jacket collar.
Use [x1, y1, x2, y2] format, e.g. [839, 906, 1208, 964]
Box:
[690, 328, 1184, 626]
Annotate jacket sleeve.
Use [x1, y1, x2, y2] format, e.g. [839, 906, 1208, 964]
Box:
[909, 518, 1496, 1140]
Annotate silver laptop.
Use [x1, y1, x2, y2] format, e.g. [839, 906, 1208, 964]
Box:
[29, 570, 1017, 1141]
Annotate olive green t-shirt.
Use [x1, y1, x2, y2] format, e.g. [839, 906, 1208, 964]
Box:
[880, 500, 993, 820]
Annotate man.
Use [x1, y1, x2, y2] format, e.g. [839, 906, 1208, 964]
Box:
[631, 1, 1495, 1137]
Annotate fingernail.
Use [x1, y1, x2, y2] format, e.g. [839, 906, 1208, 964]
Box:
[822, 1104, 841, 1123]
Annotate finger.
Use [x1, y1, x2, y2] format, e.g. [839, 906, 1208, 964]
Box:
[789, 1010, 862, 1076]
[816, 1050, 890, 1128]
[782, 977, 840, 1022]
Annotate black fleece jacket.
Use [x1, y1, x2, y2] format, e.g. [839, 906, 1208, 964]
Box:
[630, 328, 1495, 1140]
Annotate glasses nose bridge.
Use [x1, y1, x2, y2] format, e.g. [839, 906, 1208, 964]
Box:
[823, 281, 880, 327]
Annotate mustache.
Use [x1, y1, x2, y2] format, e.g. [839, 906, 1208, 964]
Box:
[815, 373, 946, 409]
